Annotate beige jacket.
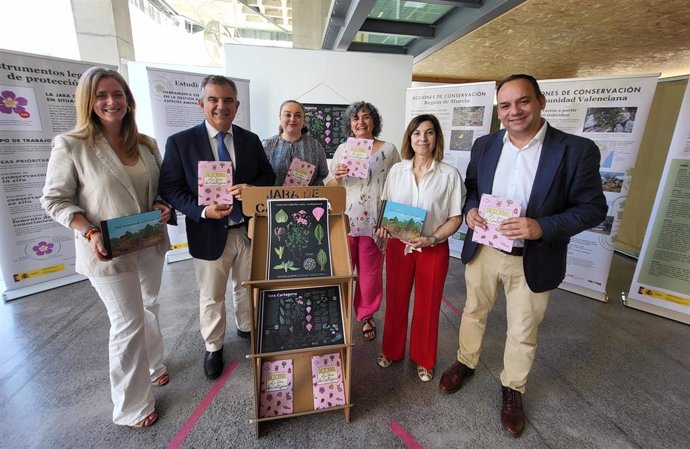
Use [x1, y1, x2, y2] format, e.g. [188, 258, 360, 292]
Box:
[41, 133, 169, 277]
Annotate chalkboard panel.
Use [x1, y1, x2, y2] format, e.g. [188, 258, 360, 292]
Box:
[303, 103, 349, 159]
[258, 285, 344, 353]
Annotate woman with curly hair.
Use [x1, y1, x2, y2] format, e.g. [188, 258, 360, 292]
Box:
[325, 101, 400, 342]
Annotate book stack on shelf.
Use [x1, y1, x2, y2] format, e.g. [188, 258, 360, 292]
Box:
[241, 186, 354, 437]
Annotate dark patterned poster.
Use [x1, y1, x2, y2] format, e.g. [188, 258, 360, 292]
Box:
[258, 285, 345, 353]
[267, 198, 332, 280]
[303, 103, 348, 159]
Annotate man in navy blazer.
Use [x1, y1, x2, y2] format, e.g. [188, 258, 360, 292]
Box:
[439, 74, 607, 437]
[159, 75, 275, 380]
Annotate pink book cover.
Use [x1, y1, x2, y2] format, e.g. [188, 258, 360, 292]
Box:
[342, 137, 373, 178]
[311, 353, 345, 410]
[259, 359, 293, 418]
[471, 194, 522, 252]
[283, 158, 316, 186]
[198, 161, 233, 206]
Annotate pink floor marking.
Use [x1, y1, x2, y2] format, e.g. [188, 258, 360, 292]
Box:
[442, 295, 462, 318]
[168, 359, 240, 449]
[389, 420, 424, 449]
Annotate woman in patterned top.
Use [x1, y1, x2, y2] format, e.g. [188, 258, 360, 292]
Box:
[325, 101, 400, 342]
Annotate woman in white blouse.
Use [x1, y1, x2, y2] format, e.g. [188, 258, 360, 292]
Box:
[325, 101, 400, 342]
[376, 114, 465, 382]
[41, 67, 171, 428]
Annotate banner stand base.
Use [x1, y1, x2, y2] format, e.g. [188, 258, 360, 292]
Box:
[624, 298, 690, 325]
[559, 281, 607, 302]
[166, 251, 193, 264]
[3, 274, 87, 302]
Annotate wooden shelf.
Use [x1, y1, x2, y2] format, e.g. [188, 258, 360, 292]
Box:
[242, 186, 354, 437]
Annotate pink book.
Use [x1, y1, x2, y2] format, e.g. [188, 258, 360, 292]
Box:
[198, 161, 233, 206]
[283, 158, 316, 186]
[342, 137, 373, 178]
[311, 353, 345, 410]
[471, 194, 522, 252]
[259, 359, 293, 418]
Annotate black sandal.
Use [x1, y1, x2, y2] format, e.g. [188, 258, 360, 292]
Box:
[362, 318, 376, 341]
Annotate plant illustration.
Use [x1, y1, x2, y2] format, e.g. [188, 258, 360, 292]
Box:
[314, 224, 324, 245]
[0, 90, 28, 115]
[275, 209, 288, 223]
[274, 246, 285, 259]
[274, 260, 300, 272]
[316, 249, 328, 271]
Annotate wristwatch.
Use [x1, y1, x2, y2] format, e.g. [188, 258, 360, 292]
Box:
[429, 235, 439, 246]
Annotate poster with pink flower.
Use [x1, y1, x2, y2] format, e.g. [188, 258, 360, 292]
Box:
[0, 85, 42, 132]
[259, 359, 293, 418]
[283, 158, 316, 186]
[311, 353, 345, 410]
[471, 194, 522, 252]
[342, 137, 373, 178]
[197, 161, 233, 205]
[267, 198, 332, 280]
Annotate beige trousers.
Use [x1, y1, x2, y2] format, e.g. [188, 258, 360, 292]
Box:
[194, 228, 251, 352]
[458, 245, 550, 393]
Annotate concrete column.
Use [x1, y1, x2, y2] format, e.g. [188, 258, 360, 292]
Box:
[292, 0, 330, 50]
[70, 0, 134, 79]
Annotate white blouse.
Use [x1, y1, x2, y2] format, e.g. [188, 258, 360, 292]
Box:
[381, 159, 465, 239]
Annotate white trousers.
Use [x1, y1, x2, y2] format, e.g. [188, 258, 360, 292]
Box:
[194, 227, 251, 352]
[89, 246, 166, 426]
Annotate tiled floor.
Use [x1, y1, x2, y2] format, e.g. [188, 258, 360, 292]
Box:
[1, 252, 688, 448]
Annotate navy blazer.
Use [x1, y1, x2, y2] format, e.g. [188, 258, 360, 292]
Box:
[159, 123, 276, 260]
[461, 125, 607, 293]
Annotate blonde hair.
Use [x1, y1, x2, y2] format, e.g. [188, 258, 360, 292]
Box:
[278, 100, 307, 134]
[68, 66, 155, 155]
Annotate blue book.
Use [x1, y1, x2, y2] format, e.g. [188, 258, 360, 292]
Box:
[100, 210, 165, 259]
[377, 200, 427, 241]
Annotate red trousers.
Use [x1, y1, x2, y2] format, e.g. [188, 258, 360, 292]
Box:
[381, 238, 449, 370]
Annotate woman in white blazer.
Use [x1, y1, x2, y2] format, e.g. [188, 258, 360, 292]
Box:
[41, 67, 172, 429]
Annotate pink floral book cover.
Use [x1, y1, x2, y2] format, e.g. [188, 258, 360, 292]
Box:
[471, 194, 522, 252]
[259, 359, 293, 418]
[311, 353, 345, 410]
[198, 161, 233, 206]
[198, 161, 232, 206]
[283, 158, 316, 186]
[342, 137, 373, 178]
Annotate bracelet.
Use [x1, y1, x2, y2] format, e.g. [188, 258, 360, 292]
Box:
[429, 235, 439, 246]
[80, 224, 101, 241]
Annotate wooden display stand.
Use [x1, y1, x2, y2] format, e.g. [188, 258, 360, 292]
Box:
[242, 186, 355, 437]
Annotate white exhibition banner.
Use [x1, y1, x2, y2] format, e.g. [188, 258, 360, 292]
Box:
[627, 81, 690, 324]
[539, 75, 659, 301]
[0, 50, 105, 300]
[405, 82, 496, 258]
[145, 67, 250, 262]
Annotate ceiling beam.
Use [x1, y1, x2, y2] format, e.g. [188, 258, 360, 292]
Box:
[360, 18, 434, 38]
[415, 0, 484, 7]
[348, 42, 408, 54]
[322, 0, 377, 51]
[409, 0, 524, 61]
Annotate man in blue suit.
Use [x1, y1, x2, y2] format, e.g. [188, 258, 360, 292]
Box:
[159, 75, 275, 380]
[439, 74, 607, 437]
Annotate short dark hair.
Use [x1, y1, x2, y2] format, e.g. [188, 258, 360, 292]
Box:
[400, 114, 444, 161]
[199, 75, 237, 99]
[341, 101, 383, 138]
[496, 74, 543, 98]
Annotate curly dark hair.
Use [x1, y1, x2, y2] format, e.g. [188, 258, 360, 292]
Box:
[341, 101, 382, 138]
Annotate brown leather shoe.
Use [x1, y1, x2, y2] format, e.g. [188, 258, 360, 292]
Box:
[501, 386, 525, 437]
[438, 361, 475, 394]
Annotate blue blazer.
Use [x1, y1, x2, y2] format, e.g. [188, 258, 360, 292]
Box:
[461, 125, 607, 293]
[159, 123, 276, 260]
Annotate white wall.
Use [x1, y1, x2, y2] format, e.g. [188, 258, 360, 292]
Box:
[224, 45, 413, 149]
